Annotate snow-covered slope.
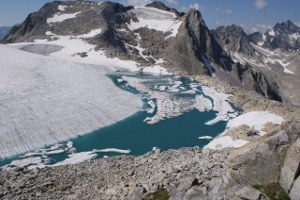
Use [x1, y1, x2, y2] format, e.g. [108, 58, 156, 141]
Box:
[127, 6, 182, 38]
[0, 44, 143, 159]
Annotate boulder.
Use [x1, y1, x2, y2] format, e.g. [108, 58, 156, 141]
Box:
[227, 130, 290, 185]
[280, 139, 300, 198]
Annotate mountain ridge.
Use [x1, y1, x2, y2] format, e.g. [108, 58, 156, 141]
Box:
[3, 0, 300, 106]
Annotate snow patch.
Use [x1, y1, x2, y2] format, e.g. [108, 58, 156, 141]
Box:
[58, 5, 67, 11]
[128, 7, 182, 38]
[289, 33, 300, 40]
[47, 11, 81, 24]
[227, 111, 284, 136]
[268, 29, 275, 36]
[77, 28, 102, 38]
[204, 136, 249, 149]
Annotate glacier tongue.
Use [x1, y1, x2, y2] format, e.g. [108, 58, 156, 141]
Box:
[0, 44, 143, 159]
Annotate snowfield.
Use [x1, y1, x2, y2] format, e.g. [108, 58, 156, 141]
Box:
[227, 111, 284, 136]
[47, 11, 81, 24]
[127, 6, 182, 38]
[0, 44, 142, 159]
[205, 111, 284, 149]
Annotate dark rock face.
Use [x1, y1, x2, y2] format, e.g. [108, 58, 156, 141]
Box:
[212, 25, 256, 56]
[212, 25, 283, 102]
[0, 26, 12, 41]
[274, 20, 300, 35]
[263, 20, 300, 51]
[164, 10, 232, 75]
[248, 31, 263, 44]
[4, 1, 133, 43]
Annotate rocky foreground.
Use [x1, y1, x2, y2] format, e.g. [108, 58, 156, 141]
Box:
[1, 75, 299, 200]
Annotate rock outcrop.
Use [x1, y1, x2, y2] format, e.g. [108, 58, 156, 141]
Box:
[212, 25, 256, 57]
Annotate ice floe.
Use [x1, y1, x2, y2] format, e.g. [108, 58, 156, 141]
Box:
[122, 76, 236, 125]
[93, 148, 131, 154]
[52, 152, 97, 166]
[201, 86, 237, 125]
[198, 136, 213, 140]
[8, 157, 44, 168]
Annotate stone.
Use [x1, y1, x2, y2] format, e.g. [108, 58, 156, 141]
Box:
[236, 186, 265, 200]
[290, 176, 300, 200]
[227, 131, 289, 185]
[280, 139, 300, 193]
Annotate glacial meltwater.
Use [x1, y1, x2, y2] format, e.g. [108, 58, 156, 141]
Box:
[1, 72, 237, 168]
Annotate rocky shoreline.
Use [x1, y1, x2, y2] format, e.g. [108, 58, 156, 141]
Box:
[1, 74, 299, 200]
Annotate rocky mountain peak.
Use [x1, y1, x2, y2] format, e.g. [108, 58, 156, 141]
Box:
[212, 24, 255, 56]
[273, 20, 300, 34]
[262, 20, 300, 51]
[167, 8, 232, 74]
[248, 31, 263, 44]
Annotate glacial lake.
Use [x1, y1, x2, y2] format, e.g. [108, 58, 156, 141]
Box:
[0, 73, 233, 167]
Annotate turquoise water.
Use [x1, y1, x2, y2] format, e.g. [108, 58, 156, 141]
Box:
[0, 73, 230, 167]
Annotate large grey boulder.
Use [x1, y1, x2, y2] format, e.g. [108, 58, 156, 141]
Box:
[280, 139, 300, 199]
[227, 130, 290, 185]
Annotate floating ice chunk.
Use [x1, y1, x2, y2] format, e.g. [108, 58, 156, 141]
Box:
[147, 99, 156, 114]
[198, 136, 213, 140]
[93, 148, 131, 154]
[201, 86, 235, 125]
[26, 149, 65, 157]
[194, 94, 213, 112]
[66, 141, 73, 149]
[158, 85, 167, 91]
[52, 152, 97, 166]
[117, 78, 124, 83]
[50, 144, 63, 151]
[9, 157, 43, 168]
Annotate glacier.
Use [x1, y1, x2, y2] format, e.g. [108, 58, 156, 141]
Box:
[0, 44, 143, 159]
